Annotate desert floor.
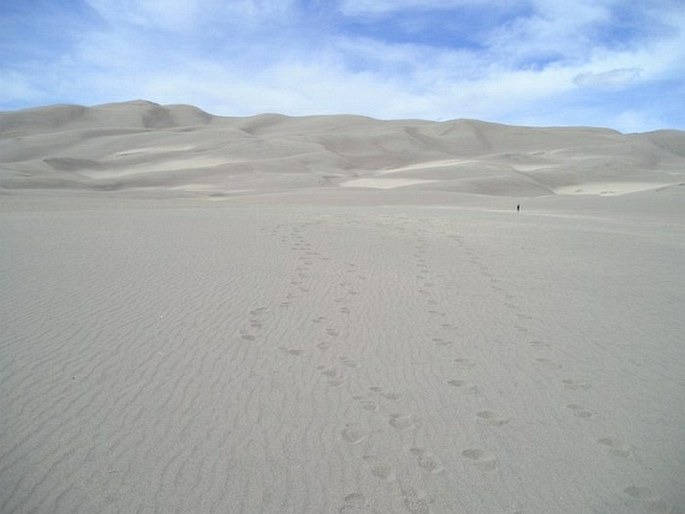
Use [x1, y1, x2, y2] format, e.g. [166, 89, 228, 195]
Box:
[1, 189, 683, 513]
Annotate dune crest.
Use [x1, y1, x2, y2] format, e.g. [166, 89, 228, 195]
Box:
[1, 101, 684, 198]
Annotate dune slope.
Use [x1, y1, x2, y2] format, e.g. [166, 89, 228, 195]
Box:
[2, 101, 684, 198]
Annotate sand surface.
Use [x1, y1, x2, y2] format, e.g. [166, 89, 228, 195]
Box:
[1, 102, 685, 513]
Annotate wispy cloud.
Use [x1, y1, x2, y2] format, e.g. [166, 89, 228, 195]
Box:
[1, 0, 683, 131]
[83, 0, 299, 31]
[338, 0, 513, 16]
[574, 68, 642, 89]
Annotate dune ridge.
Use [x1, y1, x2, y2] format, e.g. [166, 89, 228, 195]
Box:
[2, 100, 684, 198]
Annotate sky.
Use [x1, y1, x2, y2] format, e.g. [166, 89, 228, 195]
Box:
[1, 0, 684, 132]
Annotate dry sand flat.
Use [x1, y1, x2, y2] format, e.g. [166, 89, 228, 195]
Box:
[1, 102, 685, 513]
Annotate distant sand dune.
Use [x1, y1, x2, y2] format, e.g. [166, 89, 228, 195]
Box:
[341, 178, 438, 189]
[2, 100, 684, 198]
[553, 181, 670, 196]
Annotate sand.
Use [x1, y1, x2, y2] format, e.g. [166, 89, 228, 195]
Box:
[2, 100, 685, 198]
[1, 102, 684, 513]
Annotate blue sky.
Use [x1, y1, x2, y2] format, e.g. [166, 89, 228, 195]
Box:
[1, 0, 683, 132]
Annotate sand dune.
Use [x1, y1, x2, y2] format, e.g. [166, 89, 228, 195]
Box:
[1, 100, 684, 197]
[1, 102, 684, 513]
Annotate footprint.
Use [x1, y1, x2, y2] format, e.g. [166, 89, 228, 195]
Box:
[432, 337, 452, 346]
[366, 385, 393, 397]
[339, 493, 366, 513]
[341, 424, 367, 445]
[562, 378, 592, 390]
[363, 456, 396, 482]
[476, 410, 510, 426]
[622, 486, 673, 512]
[623, 486, 655, 500]
[529, 341, 550, 348]
[326, 328, 340, 337]
[535, 358, 561, 369]
[316, 342, 331, 351]
[462, 449, 499, 472]
[241, 334, 256, 342]
[279, 347, 304, 356]
[367, 386, 401, 401]
[446, 379, 479, 393]
[389, 413, 418, 431]
[453, 358, 476, 368]
[410, 448, 445, 474]
[599, 437, 633, 458]
[567, 404, 593, 418]
[340, 356, 359, 368]
[357, 399, 379, 412]
[400, 484, 432, 514]
[323, 368, 346, 386]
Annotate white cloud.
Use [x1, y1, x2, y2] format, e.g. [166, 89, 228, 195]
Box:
[573, 68, 642, 89]
[338, 0, 509, 15]
[84, 0, 299, 31]
[84, 0, 200, 29]
[0, 71, 43, 104]
[484, 1, 612, 65]
[610, 110, 670, 134]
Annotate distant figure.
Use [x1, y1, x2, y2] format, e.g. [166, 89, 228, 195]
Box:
[516, 204, 520, 212]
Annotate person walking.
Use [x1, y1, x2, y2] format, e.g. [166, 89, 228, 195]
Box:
[516, 204, 520, 212]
